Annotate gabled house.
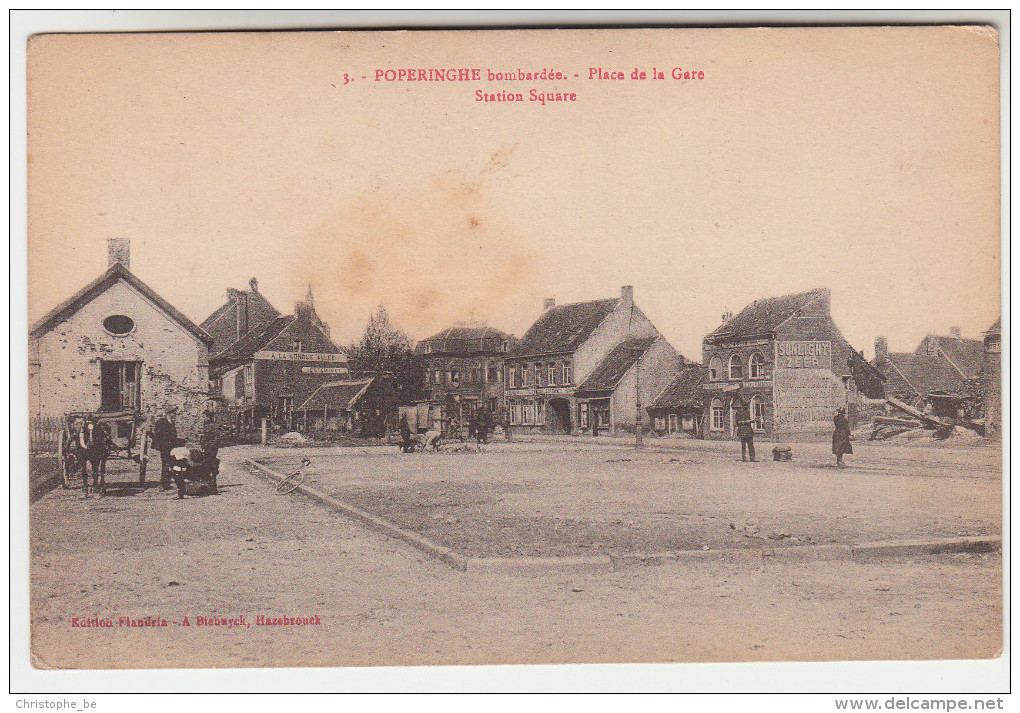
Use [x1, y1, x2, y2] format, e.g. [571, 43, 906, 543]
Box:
[702, 288, 859, 440]
[207, 288, 347, 431]
[504, 285, 687, 435]
[29, 239, 213, 438]
[415, 322, 513, 427]
[908, 329, 985, 398]
[200, 277, 281, 357]
[647, 364, 707, 437]
[872, 327, 985, 407]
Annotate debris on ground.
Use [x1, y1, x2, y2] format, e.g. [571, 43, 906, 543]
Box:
[869, 395, 988, 442]
[277, 432, 308, 445]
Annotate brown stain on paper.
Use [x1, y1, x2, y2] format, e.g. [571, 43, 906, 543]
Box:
[292, 172, 544, 342]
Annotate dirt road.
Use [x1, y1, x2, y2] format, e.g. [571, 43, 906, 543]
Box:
[252, 441, 1001, 557]
[30, 448, 1001, 669]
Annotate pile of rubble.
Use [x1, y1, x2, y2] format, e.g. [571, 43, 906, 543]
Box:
[870, 396, 986, 441]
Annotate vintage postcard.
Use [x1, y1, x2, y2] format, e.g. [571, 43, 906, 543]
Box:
[23, 23, 1002, 685]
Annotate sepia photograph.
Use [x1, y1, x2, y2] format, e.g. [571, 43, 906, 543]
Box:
[15, 11, 1006, 697]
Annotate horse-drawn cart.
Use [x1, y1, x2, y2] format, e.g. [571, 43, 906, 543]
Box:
[57, 410, 150, 489]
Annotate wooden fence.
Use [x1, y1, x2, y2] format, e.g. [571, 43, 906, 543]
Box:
[30, 416, 62, 454]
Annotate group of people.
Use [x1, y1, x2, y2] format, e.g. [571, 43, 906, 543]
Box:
[730, 389, 853, 467]
[398, 408, 501, 453]
[70, 405, 225, 499]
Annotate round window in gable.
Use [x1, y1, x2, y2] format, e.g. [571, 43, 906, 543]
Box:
[103, 315, 135, 336]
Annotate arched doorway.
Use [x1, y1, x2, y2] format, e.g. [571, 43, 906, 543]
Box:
[547, 398, 572, 434]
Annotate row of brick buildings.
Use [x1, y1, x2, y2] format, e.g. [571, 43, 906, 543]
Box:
[29, 239, 1002, 443]
[416, 285, 1001, 441]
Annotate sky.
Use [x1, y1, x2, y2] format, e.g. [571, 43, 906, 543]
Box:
[27, 27, 1001, 360]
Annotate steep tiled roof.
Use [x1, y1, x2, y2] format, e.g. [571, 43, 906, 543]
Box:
[201, 286, 282, 356]
[296, 378, 374, 412]
[875, 352, 920, 401]
[415, 322, 511, 355]
[909, 335, 984, 396]
[515, 298, 619, 357]
[932, 336, 984, 378]
[651, 365, 707, 409]
[706, 288, 828, 342]
[200, 288, 280, 330]
[30, 262, 212, 346]
[574, 336, 657, 396]
[211, 315, 293, 362]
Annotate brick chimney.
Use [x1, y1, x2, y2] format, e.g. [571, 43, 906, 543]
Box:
[249, 277, 259, 293]
[950, 326, 961, 339]
[543, 298, 556, 310]
[621, 285, 634, 303]
[721, 310, 733, 323]
[875, 336, 888, 361]
[107, 238, 130, 270]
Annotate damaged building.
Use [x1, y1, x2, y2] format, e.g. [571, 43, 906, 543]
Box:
[702, 288, 862, 441]
[29, 239, 214, 438]
[873, 326, 989, 428]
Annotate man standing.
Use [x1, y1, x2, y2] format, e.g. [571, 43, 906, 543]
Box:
[736, 406, 756, 462]
[153, 408, 178, 491]
[732, 389, 756, 462]
[502, 408, 513, 442]
[833, 407, 852, 467]
[399, 413, 413, 453]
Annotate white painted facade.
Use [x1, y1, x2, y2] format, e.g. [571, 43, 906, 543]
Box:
[30, 278, 211, 438]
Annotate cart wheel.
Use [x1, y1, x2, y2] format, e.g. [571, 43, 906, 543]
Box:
[58, 429, 70, 489]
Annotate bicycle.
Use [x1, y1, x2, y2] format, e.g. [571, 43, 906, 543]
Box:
[276, 457, 311, 494]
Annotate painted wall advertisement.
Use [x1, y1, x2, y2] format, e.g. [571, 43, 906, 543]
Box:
[773, 341, 846, 433]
